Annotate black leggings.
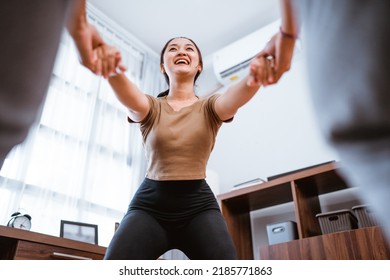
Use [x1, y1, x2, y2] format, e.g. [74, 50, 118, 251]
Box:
[104, 178, 237, 260]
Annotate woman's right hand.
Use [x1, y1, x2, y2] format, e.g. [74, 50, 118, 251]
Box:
[95, 44, 127, 78]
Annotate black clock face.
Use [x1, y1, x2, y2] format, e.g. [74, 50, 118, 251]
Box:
[12, 216, 32, 230]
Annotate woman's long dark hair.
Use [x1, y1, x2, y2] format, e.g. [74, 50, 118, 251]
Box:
[157, 37, 203, 98]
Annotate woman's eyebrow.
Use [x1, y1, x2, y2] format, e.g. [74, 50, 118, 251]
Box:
[168, 43, 195, 48]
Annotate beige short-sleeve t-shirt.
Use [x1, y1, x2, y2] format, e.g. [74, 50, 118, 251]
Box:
[128, 94, 231, 180]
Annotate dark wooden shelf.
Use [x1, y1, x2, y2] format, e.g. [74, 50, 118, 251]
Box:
[217, 161, 387, 260]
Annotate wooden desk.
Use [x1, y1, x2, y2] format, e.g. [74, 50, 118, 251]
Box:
[0, 225, 106, 260]
[217, 162, 358, 259]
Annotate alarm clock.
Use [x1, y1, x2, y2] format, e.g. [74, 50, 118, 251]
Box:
[7, 212, 32, 230]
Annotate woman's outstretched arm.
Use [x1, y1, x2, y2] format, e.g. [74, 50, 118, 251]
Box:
[96, 44, 150, 122]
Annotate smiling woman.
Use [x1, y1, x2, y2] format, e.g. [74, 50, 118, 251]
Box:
[88, 32, 275, 259]
[157, 37, 203, 98]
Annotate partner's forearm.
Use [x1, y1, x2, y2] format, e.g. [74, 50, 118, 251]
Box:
[66, 0, 88, 37]
[280, 0, 300, 37]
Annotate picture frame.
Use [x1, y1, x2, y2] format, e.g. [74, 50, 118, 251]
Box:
[60, 220, 98, 245]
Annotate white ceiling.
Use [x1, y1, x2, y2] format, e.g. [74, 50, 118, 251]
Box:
[88, 0, 281, 58]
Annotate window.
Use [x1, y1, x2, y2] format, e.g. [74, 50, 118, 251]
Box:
[0, 7, 164, 246]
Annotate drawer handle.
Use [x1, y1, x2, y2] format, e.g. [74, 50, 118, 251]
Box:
[51, 252, 92, 260]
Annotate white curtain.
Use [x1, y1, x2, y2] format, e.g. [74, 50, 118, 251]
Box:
[0, 5, 164, 247]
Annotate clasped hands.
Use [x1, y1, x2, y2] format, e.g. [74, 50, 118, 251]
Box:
[247, 30, 296, 87]
[246, 55, 276, 88]
[85, 30, 293, 86]
[91, 43, 277, 86]
[82, 43, 127, 79]
[90, 42, 279, 87]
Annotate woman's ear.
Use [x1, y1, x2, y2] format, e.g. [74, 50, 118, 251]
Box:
[160, 64, 165, 73]
[197, 64, 202, 73]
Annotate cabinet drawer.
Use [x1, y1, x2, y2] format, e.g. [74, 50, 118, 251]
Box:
[14, 240, 104, 260]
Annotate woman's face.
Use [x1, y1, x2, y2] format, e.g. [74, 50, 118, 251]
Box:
[161, 38, 202, 81]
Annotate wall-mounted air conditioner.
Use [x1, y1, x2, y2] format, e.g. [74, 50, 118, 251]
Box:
[213, 20, 280, 86]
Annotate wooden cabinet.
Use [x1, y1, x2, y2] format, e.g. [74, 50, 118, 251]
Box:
[0, 226, 106, 260]
[217, 162, 389, 260]
[260, 226, 390, 259]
